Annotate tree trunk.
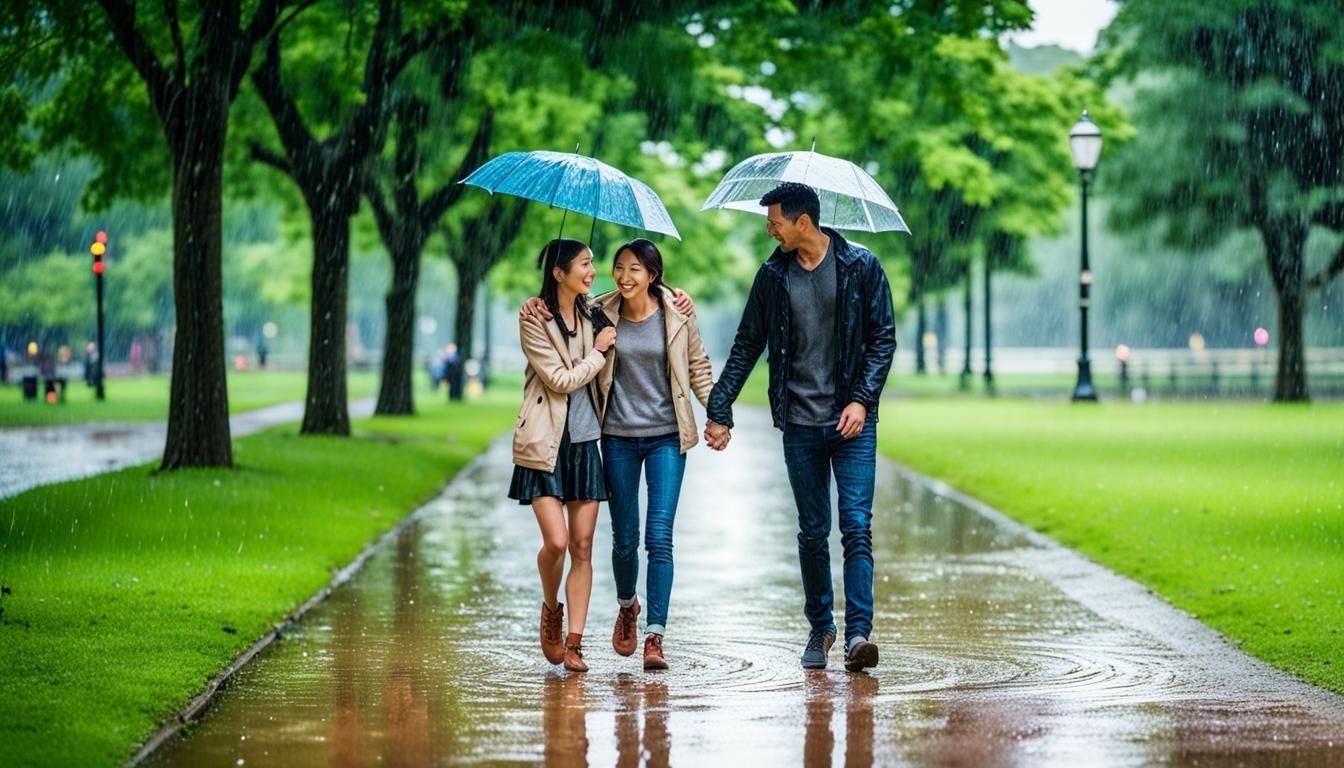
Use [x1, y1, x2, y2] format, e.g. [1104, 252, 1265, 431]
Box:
[375, 239, 421, 415]
[959, 263, 972, 390]
[455, 265, 482, 364]
[301, 208, 352, 435]
[160, 86, 233, 469]
[934, 296, 947, 374]
[914, 299, 927, 374]
[1263, 223, 1310, 402]
[983, 254, 994, 394]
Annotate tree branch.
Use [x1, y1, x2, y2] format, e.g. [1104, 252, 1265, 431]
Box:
[94, 0, 174, 119]
[1312, 201, 1344, 230]
[423, 109, 495, 224]
[244, 0, 284, 47]
[163, 0, 187, 84]
[364, 176, 398, 248]
[250, 142, 292, 174]
[250, 34, 317, 165]
[234, 0, 319, 94]
[1306, 243, 1344, 291]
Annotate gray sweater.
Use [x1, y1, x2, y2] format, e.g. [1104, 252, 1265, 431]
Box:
[603, 305, 679, 438]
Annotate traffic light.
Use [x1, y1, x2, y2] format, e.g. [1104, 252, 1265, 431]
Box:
[90, 231, 107, 274]
[89, 230, 107, 401]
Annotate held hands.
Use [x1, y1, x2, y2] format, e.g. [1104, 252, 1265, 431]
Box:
[836, 402, 867, 439]
[704, 420, 731, 451]
[594, 326, 617, 353]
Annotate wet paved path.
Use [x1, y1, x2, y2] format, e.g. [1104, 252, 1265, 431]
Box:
[149, 407, 1344, 766]
[0, 398, 376, 500]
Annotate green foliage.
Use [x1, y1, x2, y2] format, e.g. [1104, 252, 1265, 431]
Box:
[0, 249, 93, 332]
[1103, 0, 1344, 255]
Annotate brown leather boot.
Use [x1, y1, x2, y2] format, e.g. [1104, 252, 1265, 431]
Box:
[564, 632, 589, 673]
[540, 602, 565, 664]
[612, 597, 641, 657]
[643, 633, 668, 671]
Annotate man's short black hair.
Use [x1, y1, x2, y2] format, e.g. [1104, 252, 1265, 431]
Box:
[760, 182, 821, 228]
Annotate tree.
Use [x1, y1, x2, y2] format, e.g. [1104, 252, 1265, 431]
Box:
[364, 101, 495, 414]
[3, 0, 310, 468]
[1103, 0, 1344, 401]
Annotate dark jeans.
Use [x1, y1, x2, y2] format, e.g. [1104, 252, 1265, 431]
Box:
[782, 419, 877, 645]
[602, 432, 686, 636]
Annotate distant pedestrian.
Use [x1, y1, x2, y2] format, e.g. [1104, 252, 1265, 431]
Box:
[443, 343, 463, 401]
[509, 238, 615, 673]
[705, 182, 896, 673]
[257, 337, 268, 369]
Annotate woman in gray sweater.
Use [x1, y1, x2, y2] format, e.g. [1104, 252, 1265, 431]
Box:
[589, 239, 715, 671]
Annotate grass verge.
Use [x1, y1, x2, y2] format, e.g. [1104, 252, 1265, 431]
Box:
[877, 398, 1344, 694]
[0, 382, 518, 767]
[0, 370, 379, 427]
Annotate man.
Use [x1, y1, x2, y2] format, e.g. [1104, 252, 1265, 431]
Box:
[705, 181, 896, 672]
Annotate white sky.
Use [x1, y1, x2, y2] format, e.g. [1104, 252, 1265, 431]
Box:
[1005, 0, 1119, 54]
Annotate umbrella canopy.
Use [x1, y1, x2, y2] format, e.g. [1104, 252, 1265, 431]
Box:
[702, 148, 910, 234]
[460, 150, 681, 240]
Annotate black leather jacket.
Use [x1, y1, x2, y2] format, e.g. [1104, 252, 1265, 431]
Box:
[707, 228, 896, 430]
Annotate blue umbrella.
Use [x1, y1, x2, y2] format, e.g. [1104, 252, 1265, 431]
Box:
[460, 150, 681, 240]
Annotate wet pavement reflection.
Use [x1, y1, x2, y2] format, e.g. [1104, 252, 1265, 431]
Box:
[149, 407, 1344, 766]
[0, 399, 375, 499]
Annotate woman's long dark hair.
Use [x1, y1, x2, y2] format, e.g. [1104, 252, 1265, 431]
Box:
[537, 238, 592, 338]
[613, 238, 668, 308]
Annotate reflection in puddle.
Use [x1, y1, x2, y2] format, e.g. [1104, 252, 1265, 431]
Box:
[149, 409, 1344, 767]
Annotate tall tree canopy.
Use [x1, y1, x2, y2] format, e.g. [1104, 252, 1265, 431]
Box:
[1102, 0, 1344, 401]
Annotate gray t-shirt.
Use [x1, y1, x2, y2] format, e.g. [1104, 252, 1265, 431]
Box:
[787, 241, 839, 426]
[603, 305, 679, 438]
[564, 330, 602, 443]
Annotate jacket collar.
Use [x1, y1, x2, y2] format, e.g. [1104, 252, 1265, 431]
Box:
[764, 226, 856, 276]
[542, 306, 591, 366]
[591, 285, 688, 341]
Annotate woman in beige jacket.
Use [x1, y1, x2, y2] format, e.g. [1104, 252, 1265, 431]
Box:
[508, 238, 616, 673]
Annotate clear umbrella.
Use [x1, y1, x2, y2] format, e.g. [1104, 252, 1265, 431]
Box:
[702, 141, 910, 234]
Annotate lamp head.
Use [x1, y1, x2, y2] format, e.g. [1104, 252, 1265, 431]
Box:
[1069, 110, 1103, 172]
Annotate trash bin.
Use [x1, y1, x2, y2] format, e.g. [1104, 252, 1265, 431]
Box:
[22, 375, 38, 402]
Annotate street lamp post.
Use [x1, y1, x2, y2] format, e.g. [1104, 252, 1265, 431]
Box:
[1069, 110, 1102, 402]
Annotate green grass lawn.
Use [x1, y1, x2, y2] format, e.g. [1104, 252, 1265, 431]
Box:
[0, 370, 379, 427]
[0, 381, 519, 767]
[877, 398, 1344, 694]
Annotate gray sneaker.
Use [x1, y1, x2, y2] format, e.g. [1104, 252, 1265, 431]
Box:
[801, 629, 836, 669]
[844, 638, 879, 672]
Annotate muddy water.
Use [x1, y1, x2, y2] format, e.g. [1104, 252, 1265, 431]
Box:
[148, 407, 1344, 767]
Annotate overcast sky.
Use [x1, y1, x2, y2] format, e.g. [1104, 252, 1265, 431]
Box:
[1005, 0, 1119, 54]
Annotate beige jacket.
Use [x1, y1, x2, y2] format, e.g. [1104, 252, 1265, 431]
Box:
[512, 309, 607, 472]
[592, 286, 715, 454]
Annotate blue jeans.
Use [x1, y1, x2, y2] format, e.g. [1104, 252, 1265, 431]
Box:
[602, 433, 686, 636]
[782, 419, 877, 645]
